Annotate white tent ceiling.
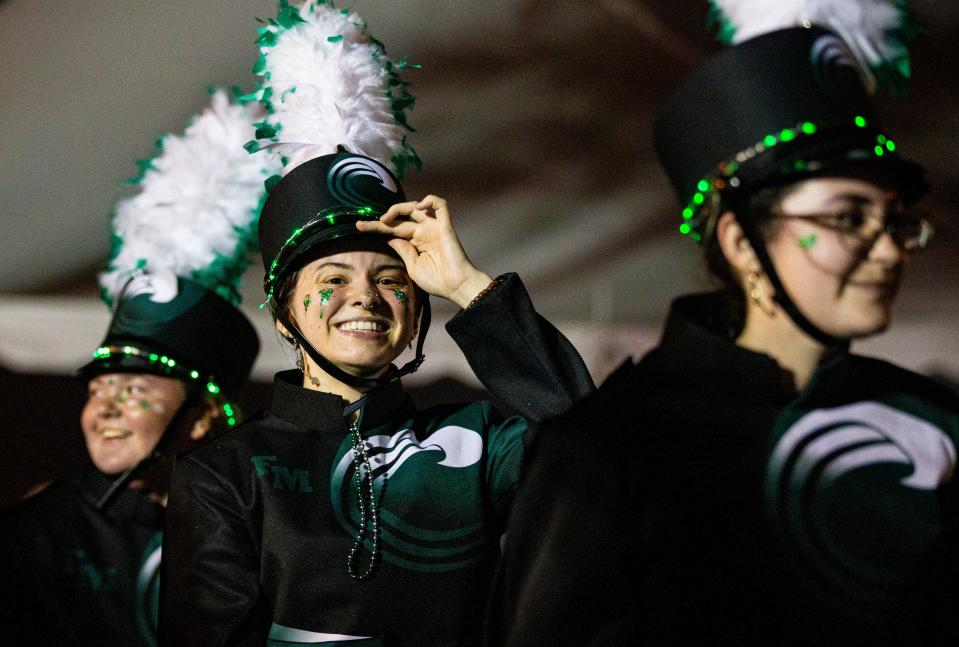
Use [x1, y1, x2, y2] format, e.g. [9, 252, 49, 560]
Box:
[1, 0, 957, 383]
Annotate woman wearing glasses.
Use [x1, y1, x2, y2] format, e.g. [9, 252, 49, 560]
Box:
[487, 25, 959, 645]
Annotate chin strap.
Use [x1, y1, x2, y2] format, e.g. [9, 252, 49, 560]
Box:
[738, 217, 850, 349]
[275, 295, 431, 404]
[95, 451, 160, 510]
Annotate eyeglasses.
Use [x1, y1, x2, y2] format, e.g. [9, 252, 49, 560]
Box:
[772, 206, 934, 253]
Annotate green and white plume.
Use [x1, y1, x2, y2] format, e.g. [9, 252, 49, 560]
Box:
[101, 89, 281, 306]
[245, 0, 420, 180]
[708, 0, 915, 92]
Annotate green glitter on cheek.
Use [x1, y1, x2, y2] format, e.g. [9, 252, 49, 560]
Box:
[318, 289, 333, 318]
[303, 294, 312, 314]
[394, 289, 407, 304]
[139, 400, 151, 410]
[797, 234, 818, 250]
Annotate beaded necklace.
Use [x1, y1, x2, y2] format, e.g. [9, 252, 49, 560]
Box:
[346, 418, 382, 580]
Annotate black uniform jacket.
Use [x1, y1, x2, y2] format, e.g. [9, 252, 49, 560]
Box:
[1, 468, 165, 646]
[159, 274, 593, 646]
[487, 292, 959, 646]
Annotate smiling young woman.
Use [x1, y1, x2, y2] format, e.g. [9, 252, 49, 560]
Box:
[487, 25, 959, 646]
[159, 153, 593, 646]
[0, 278, 259, 646]
[0, 87, 265, 647]
[80, 373, 188, 477]
[713, 173, 932, 389]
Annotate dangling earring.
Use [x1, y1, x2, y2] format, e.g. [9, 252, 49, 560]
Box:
[747, 272, 762, 305]
[746, 271, 776, 317]
[293, 340, 304, 371]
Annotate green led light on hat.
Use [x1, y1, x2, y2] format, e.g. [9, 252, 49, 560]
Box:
[677, 116, 897, 242]
[90, 344, 236, 426]
[259, 205, 380, 308]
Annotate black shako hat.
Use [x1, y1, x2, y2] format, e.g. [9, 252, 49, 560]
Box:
[257, 151, 428, 397]
[80, 277, 259, 398]
[259, 152, 407, 298]
[654, 25, 927, 243]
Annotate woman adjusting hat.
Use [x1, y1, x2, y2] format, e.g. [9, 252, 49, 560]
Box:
[159, 2, 592, 644]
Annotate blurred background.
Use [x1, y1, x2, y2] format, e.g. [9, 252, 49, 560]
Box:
[2, 0, 957, 504]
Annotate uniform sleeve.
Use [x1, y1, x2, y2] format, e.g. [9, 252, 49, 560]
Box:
[159, 455, 269, 646]
[483, 411, 527, 525]
[446, 273, 594, 425]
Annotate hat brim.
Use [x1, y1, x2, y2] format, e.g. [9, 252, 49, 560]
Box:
[267, 214, 400, 292]
[735, 131, 928, 204]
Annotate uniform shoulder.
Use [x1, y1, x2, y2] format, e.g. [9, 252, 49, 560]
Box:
[529, 359, 644, 454]
[561, 359, 644, 422]
[179, 410, 293, 471]
[3, 477, 78, 514]
[413, 399, 500, 430]
[851, 355, 959, 411]
[0, 477, 85, 546]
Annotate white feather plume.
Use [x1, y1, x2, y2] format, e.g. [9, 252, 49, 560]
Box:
[101, 89, 282, 305]
[249, 0, 419, 177]
[709, 0, 913, 92]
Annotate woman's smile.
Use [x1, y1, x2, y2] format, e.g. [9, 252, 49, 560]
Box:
[333, 318, 391, 335]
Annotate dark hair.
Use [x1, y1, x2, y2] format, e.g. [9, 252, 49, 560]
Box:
[702, 182, 795, 337]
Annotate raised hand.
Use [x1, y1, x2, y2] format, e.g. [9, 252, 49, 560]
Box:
[355, 195, 493, 308]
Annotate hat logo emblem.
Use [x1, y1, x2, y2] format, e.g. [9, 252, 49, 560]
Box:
[809, 33, 869, 98]
[119, 271, 179, 304]
[327, 157, 398, 208]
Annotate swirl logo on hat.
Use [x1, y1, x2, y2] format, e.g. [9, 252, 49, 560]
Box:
[120, 271, 178, 304]
[326, 156, 399, 209]
[809, 34, 871, 109]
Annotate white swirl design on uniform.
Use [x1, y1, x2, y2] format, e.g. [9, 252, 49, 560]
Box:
[768, 401, 955, 492]
[335, 425, 483, 483]
[766, 401, 955, 617]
